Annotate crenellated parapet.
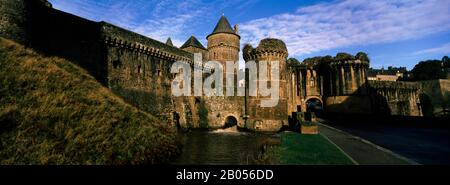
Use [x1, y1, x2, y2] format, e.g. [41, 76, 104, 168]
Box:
[243, 39, 288, 61]
[101, 22, 193, 63]
[103, 36, 192, 63]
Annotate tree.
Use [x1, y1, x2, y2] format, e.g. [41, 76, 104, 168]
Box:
[411, 60, 446, 81]
[287, 58, 300, 64]
[442, 56, 450, 64]
[356, 52, 369, 62]
[334, 52, 354, 61]
[442, 56, 449, 74]
[303, 56, 322, 65]
[321, 55, 333, 63]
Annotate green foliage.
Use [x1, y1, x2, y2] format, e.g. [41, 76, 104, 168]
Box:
[303, 56, 322, 64]
[242, 44, 253, 54]
[257, 38, 287, 52]
[442, 56, 449, 74]
[287, 58, 300, 65]
[356, 52, 369, 62]
[302, 53, 368, 64]
[411, 60, 446, 81]
[442, 56, 449, 63]
[0, 38, 178, 164]
[321, 55, 334, 63]
[334, 52, 355, 61]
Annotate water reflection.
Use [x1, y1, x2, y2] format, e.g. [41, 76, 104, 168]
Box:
[172, 128, 279, 165]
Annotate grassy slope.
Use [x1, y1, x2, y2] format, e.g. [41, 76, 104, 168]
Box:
[0, 38, 178, 164]
[268, 132, 354, 165]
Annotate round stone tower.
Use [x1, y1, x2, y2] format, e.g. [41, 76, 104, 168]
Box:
[207, 15, 240, 63]
[243, 38, 289, 132]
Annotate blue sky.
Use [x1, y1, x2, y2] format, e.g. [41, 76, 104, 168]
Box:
[48, 0, 450, 70]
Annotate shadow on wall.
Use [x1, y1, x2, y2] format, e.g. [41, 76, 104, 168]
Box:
[324, 81, 426, 118]
[26, 2, 109, 85]
[441, 91, 450, 116]
[306, 98, 323, 117]
[367, 83, 392, 115]
[195, 98, 209, 129]
[323, 82, 387, 115]
[419, 93, 434, 117]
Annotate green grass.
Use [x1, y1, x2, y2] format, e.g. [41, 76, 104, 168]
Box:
[0, 38, 179, 164]
[267, 132, 354, 165]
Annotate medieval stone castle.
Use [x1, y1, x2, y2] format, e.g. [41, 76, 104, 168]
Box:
[2, 0, 447, 132]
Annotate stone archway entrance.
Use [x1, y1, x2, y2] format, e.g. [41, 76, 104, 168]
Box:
[305, 98, 323, 117]
[224, 116, 238, 128]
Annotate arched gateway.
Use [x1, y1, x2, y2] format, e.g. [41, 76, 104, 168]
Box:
[224, 116, 238, 128]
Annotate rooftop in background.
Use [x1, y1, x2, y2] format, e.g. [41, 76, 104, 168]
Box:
[180, 36, 206, 50]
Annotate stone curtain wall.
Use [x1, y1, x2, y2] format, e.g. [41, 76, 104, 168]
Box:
[202, 97, 245, 129]
[0, 1, 202, 128]
[101, 23, 194, 122]
[25, 2, 108, 84]
[368, 81, 421, 116]
[418, 79, 450, 117]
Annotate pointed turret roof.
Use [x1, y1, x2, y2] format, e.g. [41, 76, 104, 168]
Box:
[207, 15, 240, 39]
[166, 37, 174, 47]
[212, 15, 234, 34]
[180, 36, 206, 50]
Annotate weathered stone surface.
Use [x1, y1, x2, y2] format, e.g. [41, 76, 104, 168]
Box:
[3, 0, 445, 136]
[0, 0, 26, 44]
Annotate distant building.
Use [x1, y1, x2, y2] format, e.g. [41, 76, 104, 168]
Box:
[368, 66, 408, 81]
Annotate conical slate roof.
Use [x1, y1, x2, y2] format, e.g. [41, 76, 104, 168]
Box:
[166, 37, 174, 47]
[207, 15, 239, 39]
[180, 36, 206, 50]
[212, 15, 234, 34]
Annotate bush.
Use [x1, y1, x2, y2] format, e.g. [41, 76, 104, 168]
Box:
[334, 53, 355, 61]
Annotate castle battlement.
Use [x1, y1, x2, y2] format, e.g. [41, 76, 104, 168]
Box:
[0, 0, 432, 132]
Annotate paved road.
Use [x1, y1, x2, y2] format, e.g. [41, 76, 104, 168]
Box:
[318, 123, 412, 165]
[321, 120, 450, 165]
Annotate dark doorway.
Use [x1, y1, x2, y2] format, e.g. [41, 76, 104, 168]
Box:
[306, 98, 323, 117]
[224, 116, 238, 128]
[173, 112, 181, 129]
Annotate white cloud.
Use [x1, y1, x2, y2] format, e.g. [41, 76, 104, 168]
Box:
[414, 43, 450, 55]
[49, 0, 255, 47]
[239, 0, 450, 57]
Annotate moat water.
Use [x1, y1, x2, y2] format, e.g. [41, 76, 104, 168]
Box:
[172, 126, 280, 165]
